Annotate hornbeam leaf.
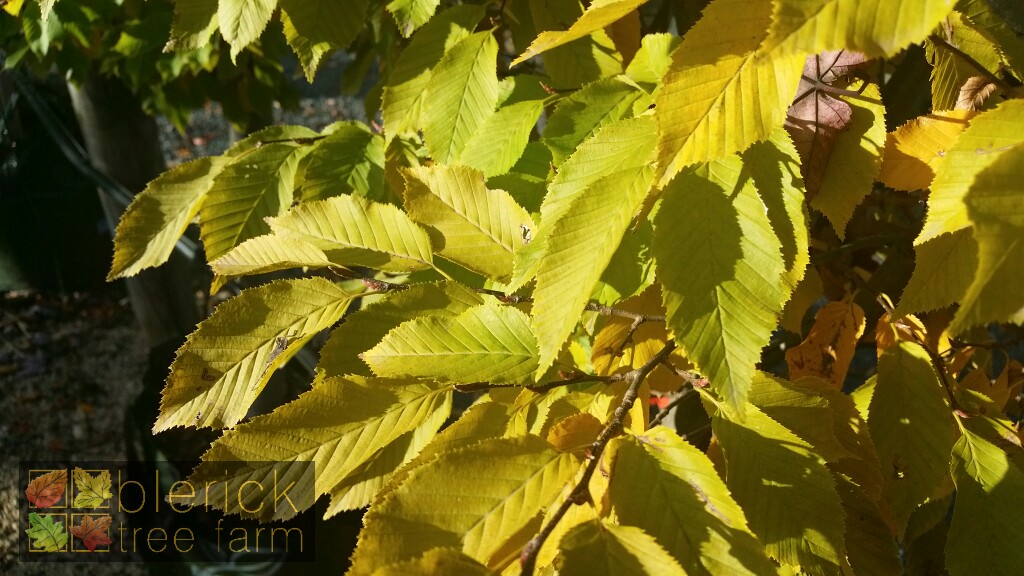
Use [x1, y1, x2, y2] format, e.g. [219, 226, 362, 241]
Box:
[925, 12, 1002, 111]
[542, 77, 645, 166]
[458, 100, 544, 177]
[372, 548, 491, 576]
[348, 435, 580, 573]
[532, 157, 655, 378]
[624, 33, 682, 86]
[154, 278, 354, 431]
[767, 0, 956, 57]
[172, 376, 451, 521]
[525, 0, 624, 89]
[422, 31, 500, 164]
[382, 5, 485, 140]
[210, 235, 331, 277]
[607, 429, 776, 576]
[741, 130, 810, 294]
[279, 0, 368, 81]
[268, 195, 433, 272]
[951, 143, 1024, 332]
[784, 300, 866, 390]
[511, 115, 656, 291]
[654, 155, 786, 417]
[362, 301, 540, 385]
[403, 165, 535, 280]
[654, 0, 805, 184]
[895, 229, 977, 316]
[295, 123, 386, 203]
[317, 281, 483, 380]
[834, 475, 902, 576]
[958, 0, 1024, 74]
[878, 110, 975, 192]
[558, 519, 687, 576]
[109, 156, 228, 280]
[218, 0, 277, 61]
[714, 404, 847, 574]
[919, 99, 1024, 244]
[37, 0, 55, 21]
[510, 0, 649, 67]
[325, 395, 450, 515]
[166, 0, 218, 51]
[868, 342, 959, 536]
[386, 0, 441, 37]
[200, 135, 317, 261]
[808, 82, 886, 238]
[945, 429, 1024, 576]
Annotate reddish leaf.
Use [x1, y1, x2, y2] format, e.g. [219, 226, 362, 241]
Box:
[70, 515, 113, 552]
[785, 50, 870, 197]
[25, 469, 67, 508]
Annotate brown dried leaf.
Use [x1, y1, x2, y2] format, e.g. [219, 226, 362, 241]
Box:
[70, 515, 113, 552]
[786, 300, 866, 388]
[956, 76, 998, 111]
[785, 50, 870, 197]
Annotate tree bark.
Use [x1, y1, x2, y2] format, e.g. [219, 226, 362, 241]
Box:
[67, 70, 198, 348]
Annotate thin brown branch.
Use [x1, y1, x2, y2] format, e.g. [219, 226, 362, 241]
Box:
[519, 341, 677, 576]
[648, 386, 695, 429]
[928, 34, 1014, 93]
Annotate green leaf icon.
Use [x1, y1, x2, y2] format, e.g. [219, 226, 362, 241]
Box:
[26, 513, 68, 552]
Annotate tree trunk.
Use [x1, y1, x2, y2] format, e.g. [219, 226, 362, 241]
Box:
[67, 70, 198, 349]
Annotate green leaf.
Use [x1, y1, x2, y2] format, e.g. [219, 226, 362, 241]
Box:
[403, 165, 534, 281]
[740, 129, 810, 295]
[458, 100, 544, 177]
[895, 229, 978, 316]
[531, 119, 656, 377]
[747, 373, 854, 463]
[654, 0, 805, 184]
[654, 155, 785, 417]
[26, 513, 67, 552]
[362, 301, 539, 385]
[919, 99, 1024, 244]
[524, 0, 624, 89]
[809, 83, 886, 238]
[108, 156, 228, 280]
[210, 234, 331, 277]
[714, 404, 847, 574]
[558, 519, 687, 576]
[295, 123, 386, 203]
[200, 136, 317, 261]
[542, 77, 644, 166]
[37, 0, 56, 21]
[513, 115, 657, 291]
[386, 0, 441, 37]
[422, 31, 500, 164]
[607, 429, 776, 576]
[172, 376, 451, 521]
[511, 0, 648, 67]
[218, 0, 277, 60]
[767, 0, 956, 57]
[349, 435, 580, 573]
[958, 0, 1024, 74]
[624, 33, 682, 86]
[372, 548, 491, 575]
[925, 12, 1003, 110]
[833, 475, 902, 576]
[268, 195, 433, 272]
[951, 143, 1024, 332]
[166, 0, 219, 51]
[154, 278, 354, 431]
[945, 429, 1024, 576]
[381, 5, 485, 140]
[317, 281, 484, 380]
[280, 0, 369, 82]
[868, 342, 959, 535]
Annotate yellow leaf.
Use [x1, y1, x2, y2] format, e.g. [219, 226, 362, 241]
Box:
[878, 110, 974, 192]
[785, 300, 866, 388]
[546, 413, 603, 454]
[511, 0, 649, 67]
